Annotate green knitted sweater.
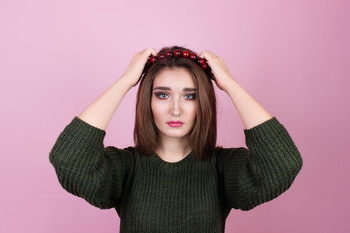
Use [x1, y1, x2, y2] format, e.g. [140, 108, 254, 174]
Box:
[49, 116, 302, 233]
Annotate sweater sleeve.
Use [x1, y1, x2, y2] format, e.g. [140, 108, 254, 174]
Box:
[49, 117, 134, 209]
[216, 117, 303, 211]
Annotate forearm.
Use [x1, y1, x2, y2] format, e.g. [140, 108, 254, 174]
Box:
[223, 78, 272, 129]
[78, 48, 157, 130]
[198, 50, 272, 129]
[78, 76, 133, 130]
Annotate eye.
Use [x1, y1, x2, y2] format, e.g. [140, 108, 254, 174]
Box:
[154, 92, 168, 99]
[184, 93, 196, 100]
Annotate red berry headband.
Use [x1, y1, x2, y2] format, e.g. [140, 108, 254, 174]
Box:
[143, 49, 212, 76]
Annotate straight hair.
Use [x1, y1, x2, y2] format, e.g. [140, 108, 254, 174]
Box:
[134, 46, 217, 161]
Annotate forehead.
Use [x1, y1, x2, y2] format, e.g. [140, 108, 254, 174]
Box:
[153, 68, 196, 88]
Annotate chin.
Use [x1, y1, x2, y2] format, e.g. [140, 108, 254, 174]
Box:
[162, 131, 191, 139]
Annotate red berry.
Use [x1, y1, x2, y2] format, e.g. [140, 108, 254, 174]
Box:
[202, 63, 208, 69]
[198, 58, 205, 65]
[150, 56, 158, 63]
[158, 53, 165, 59]
[165, 50, 173, 57]
[174, 49, 182, 57]
[190, 53, 197, 60]
[182, 50, 190, 58]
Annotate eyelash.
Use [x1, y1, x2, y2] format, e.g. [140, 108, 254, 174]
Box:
[154, 92, 168, 99]
[154, 92, 196, 100]
[184, 93, 196, 100]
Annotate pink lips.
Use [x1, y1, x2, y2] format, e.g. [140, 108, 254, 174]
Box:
[167, 121, 184, 127]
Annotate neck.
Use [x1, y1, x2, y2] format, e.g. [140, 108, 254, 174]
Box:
[155, 135, 191, 163]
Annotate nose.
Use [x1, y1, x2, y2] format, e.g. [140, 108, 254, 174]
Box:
[170, 96, 181, 117]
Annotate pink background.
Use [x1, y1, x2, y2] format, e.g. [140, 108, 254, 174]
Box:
[1, 0, 349, 232]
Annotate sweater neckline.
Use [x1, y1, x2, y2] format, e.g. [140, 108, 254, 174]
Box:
[150, 151, 195, 168]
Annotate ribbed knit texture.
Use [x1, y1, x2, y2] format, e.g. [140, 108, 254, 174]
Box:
[49, 117, 302, 233]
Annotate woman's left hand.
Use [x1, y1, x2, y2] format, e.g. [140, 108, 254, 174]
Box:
[200, 50, 235, 91]
[201, 50, 272, 129]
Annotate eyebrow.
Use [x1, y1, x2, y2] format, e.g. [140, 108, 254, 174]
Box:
[153, 86, 197, 92]
[183, 88, 197, 92]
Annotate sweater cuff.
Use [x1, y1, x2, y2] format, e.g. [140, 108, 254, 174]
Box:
[63, 116, 106, 145]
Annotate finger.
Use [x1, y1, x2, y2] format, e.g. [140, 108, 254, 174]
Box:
[142, 47, 157, 58]
[200, 51, 214, 68]
[200, 50, 215, 58]
[200, 51, 217, 66]
[149, 47, 157, 56]
[199, 50, 208, 59]
[146, 47, 157, 57]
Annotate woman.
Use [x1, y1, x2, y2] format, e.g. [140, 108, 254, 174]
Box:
[49, 46, 302, 232]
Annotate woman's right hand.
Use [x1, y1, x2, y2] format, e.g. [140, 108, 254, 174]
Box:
[121, 47, 157, 87]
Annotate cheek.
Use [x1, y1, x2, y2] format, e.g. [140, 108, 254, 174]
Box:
[151, 99, 164, 122]
[185, 102, 197, 122]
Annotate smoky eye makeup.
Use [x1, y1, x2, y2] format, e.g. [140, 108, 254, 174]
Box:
[154, 91, 169, 99]
[184, 93, 196, 100]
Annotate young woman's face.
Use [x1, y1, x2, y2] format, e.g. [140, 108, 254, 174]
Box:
[151, 68, 197, 140]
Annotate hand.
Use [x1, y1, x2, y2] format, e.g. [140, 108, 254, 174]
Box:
[121, 47, 157, 87]
[199, 50, 235, 91]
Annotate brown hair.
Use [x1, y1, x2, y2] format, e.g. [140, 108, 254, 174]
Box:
[134, 46, 217, 161]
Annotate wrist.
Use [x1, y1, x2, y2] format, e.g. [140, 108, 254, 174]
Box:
[221, 76, 238, 93]
[119, 75, 138, 90]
